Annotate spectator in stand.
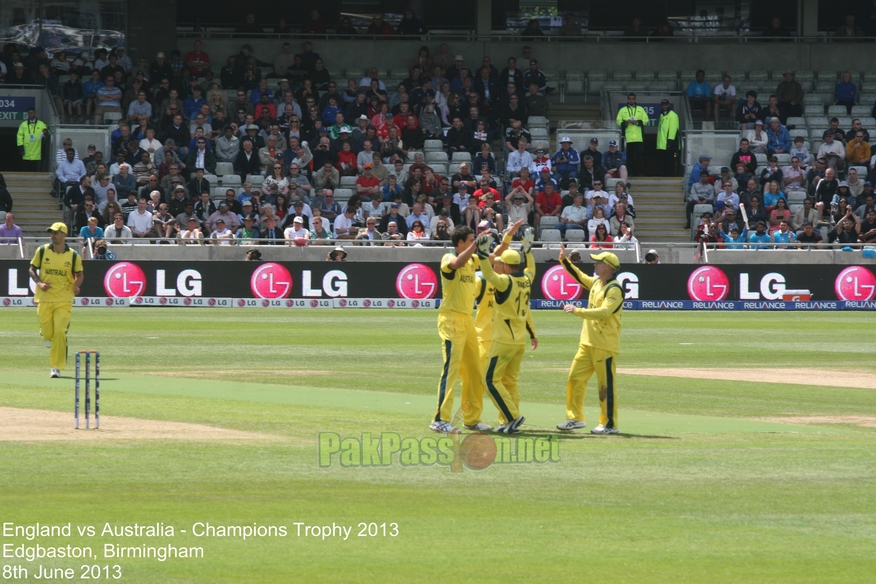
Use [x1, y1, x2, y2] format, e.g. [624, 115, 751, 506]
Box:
[186, 137, 216, 175]
[687, 154, 712, 190]
[93, 75, 122, 124]
[829, 211, 860, 244]
[795, 221, 822, 247]
[616, 93, 648, 176]
[0, 210, 20, 242]
[818, 132, 846, 174]
[776, 72, 804, 119]
[826, 117, 847, 145]
[794, 198, 819, 231]
[763, 179, 787, 211]
[523, 59, 551, 95]
[609, 201, 634, 236]
[737, 91, 763, 131]
[835, 71, 858, 116]
[602, 140, 627, 181]
[762, 95, 785, 126]
[505, 192, 532, 227]
[473, 143, 497, 176]
[525, 83, 548, 118]
[534, 181, 562, 227]
[784, 157, 807, 193]
[686, 170, 716, 229]
[759, 156, 784, 194]
[506, 139, 534, 177]
[716, 179, 740, 211]
[768, 198, 791, 232]
[367, 14, 396, 37]
[847, 119, 870, 143]
[848, 167, 865, 200]
[731, 138, 758, 176]
[789, 136, 811, 169]
[558, 192, 587, 239]
[713, 75, 737, 123]
[814, 168, 839, 218]
[766, 118, 792, 156]
[578, 155, 605, 191]
[446, 117, 472, 153]
[589, 220, 613, 249]
[847, 131, 871, 168]
[551, 137, 580, 187]
[858, 208, 876, 243]
[836, 15, 864, 40]
[742, 122, 768, 157]
[685, 70, 712, 119]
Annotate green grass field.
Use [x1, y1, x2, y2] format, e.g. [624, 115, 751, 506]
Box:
[1, 308, 875, 583]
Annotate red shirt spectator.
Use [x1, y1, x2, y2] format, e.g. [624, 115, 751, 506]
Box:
[256, 102, 277, 119]
[473, 186, 500, 205]
[535, 189, 562, 215]
[185, 42, 210, 76]
[356, 166, 381, 196]
[337, 150, 357, 174]
[511, 176, 534, 194]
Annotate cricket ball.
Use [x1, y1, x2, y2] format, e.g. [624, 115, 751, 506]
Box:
[460, 433, 497, 470]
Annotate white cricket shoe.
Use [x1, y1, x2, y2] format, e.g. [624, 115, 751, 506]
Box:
[464, 422, 492, 431]
[557, 420, 587, 430]
[429, 420, 460, 434]
[50, 368, 61, 378]
[494, 416, 525, 434]
[591, 425, 619, 434]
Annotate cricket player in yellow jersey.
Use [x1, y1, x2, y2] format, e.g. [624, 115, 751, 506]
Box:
[29, 222, 84, 378]
[476, 234, 536, 434]
[431, 226, 481, 434]
[470, 221, 537, 430]
[556, 245, 623, 434]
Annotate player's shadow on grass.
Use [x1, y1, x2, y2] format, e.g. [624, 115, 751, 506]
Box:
[522, 428, 678, 440]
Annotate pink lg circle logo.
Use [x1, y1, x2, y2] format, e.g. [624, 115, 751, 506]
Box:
[250, 263, 293, 299]
[104, 262, 146, 298]
[835, 266, 876, 301]
[541, 265, 583, 301]
[687, 266, 730, 301]
[396, 263, 438, 299]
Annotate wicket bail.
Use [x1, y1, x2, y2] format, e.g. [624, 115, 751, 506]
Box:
[75, 351, 100, 429]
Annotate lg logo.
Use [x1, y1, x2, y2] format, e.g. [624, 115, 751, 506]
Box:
[835, 266, 876, 301]
[396, 264, 438, 299]
[541, 265, 583, 301]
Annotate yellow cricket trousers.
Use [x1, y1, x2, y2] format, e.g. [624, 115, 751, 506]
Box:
[435, 312, 483, 424]
[484, 341, 523, 425]
[38, 301, 72, 370]
[566, 345, 618, 430]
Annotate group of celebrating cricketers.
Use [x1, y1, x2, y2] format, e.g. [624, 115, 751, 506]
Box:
[431, 220, 623, 435]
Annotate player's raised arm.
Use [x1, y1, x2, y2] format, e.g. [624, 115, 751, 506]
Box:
[559, 243, 595, 289]
[476, 234, 510, 291]
[446, 236, 478, 270]
[570, 283, 623, 320]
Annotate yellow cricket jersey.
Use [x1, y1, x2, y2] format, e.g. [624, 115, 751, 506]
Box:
[560, 257, 623, 353]
[439, 252, 480, 315]
[30, 244, 83, 304]
[479, 255, 536, 346]
[475, 250, 537, 342]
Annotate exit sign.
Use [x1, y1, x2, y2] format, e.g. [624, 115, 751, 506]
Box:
[0, 96, 36, 121]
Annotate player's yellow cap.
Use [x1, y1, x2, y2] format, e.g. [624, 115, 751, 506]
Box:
[590, 251, 620, 270]
[46, 222, 68, 234]
[496, 249, 523, 266]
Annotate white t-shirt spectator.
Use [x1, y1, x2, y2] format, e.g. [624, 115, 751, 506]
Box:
[713, 83, 736, 100]
[210, 227, 233, 244]
[333, 214, 354, 237]
[284, 226, 309, 239]
[127, 208, 153, 234]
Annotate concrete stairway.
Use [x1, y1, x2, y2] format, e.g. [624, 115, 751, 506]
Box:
[3, 172, 62, 236]
[627, 177, 691, 244]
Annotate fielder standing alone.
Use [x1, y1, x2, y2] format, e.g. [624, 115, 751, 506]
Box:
[29, 222, 84, 378]
[556, 245, 623, 434]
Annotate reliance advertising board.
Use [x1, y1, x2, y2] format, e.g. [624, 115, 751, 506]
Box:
[1, 261, 874, 310]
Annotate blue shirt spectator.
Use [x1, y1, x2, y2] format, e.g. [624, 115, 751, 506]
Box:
[83, 76, 105, 99]
[688, 155, 712, 188]
[685, 78, 712, 99]
[551, 139, 580, 176]
[747, 229, 772, 249]
[766, 121, 792, 153]
[183, 92, 206, 119]
[250, 85, 272, 106]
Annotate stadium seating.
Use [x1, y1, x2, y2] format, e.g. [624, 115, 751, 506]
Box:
[215, 163, 234, 176]
[565, 230, 587, 243]
[539, 229, 561, 242]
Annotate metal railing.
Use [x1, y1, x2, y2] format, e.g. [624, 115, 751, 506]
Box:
[173, 27, 876, 44]
[701, 241, 876, 263]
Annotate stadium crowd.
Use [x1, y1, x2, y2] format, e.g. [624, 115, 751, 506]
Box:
[680, 66, 876, 247]
[3, 38, 648, 249]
